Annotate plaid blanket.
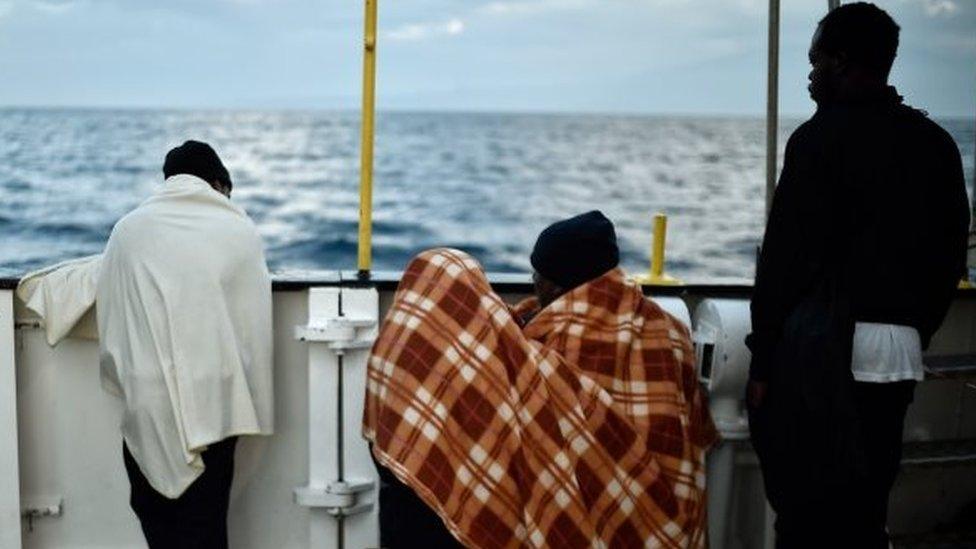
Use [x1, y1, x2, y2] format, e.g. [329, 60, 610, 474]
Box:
[363, 249, 716, 548]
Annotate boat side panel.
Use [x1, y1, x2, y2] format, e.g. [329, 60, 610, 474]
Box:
[16, 326, 142, 547]
[228, 290, 313, 549]
[15, 291, 314, 549]
[1, 291, 22, 549]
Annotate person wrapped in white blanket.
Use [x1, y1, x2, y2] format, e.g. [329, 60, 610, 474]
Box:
[97, 141, 273, 548]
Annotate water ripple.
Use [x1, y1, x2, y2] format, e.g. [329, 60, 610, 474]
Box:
[0, 109, 972, 282]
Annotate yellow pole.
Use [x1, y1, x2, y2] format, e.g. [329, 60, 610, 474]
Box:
[631, 213, 680, 286]
[357, 0, 378, 277]
[651, 213, 667, 279]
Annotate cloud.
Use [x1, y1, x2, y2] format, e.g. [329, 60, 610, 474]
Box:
[30, 0, 80, 13]
[477, 0, 596, 16]
[919, 0, 958, 17]
[0, 0, 83, 14]
[385, 18, 464, 42]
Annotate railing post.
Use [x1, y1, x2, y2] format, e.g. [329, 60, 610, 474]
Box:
[633, 214, 680, 286]
[336, 288, 380, 549]
[765, 0, 780, 218]
[299, 288, 342, 548]
[357, 0, 379, 279]
[969, 112, 976, 281]
[651, 213, 667, 280]
[294, 287, 380, 549]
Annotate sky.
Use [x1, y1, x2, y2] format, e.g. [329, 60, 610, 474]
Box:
[0, 0, 973, 117]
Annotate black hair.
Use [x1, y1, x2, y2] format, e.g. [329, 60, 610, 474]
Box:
[818, 2, 900, 78]
[162, 140, 232, 190]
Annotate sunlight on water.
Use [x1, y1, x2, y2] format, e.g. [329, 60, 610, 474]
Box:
[0, 109, 972, 282]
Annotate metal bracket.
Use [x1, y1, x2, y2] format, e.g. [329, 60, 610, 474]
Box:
[295, 317, 376, 351]
[21, 497, 63, 532]
[21, 497, 62, 519]
[714, 418, 751, 441]
[295, 318, 377, 351]
[294, 479, 375, 517]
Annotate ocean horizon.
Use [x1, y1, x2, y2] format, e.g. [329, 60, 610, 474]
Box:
[1, 108, 973, 282]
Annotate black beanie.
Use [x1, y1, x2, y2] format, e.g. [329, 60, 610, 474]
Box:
[162, 140, 232, 190]
[530, 210, 619, 290]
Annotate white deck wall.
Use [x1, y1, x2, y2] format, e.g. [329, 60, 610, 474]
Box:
[13, 291, 316, 549]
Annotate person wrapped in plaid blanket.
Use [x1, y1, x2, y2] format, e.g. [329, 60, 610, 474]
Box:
[364, 211, 716, 548]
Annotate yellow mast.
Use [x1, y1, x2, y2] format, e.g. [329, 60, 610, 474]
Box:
[357, 0, 378, 278]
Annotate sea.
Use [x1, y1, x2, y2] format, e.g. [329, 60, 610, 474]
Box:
[1, 108, 973, 282]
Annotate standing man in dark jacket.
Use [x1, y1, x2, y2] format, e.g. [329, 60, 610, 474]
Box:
[746, 3, 970, 548]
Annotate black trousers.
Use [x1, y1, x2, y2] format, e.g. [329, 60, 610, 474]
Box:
[372, 450, 463, 549]
[750, 380, 915, 549]
[123, 437, 238, 549]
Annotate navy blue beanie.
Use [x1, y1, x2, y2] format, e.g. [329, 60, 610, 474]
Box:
[530, 210, 619, 290]
[163, 140, 232, 190]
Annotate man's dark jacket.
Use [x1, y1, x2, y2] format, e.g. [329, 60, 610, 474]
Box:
[749, 86, 970, 384]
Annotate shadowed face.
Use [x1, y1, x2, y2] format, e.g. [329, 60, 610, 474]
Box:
[808, 25, 843, 105]
[211, 180, 232, 198]
[532, 271, 564, 309]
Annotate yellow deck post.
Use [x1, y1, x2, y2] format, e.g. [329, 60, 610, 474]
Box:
[357, 0, 378, 278]
[651, 214, 667, 279]
[633, 213, 680, 286]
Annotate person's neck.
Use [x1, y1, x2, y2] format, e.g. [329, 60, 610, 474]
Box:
[835, 79, 896, 104]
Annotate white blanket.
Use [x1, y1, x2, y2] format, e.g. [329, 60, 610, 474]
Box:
[97, 174, 274, 498]
[17, 255, 101, 345]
